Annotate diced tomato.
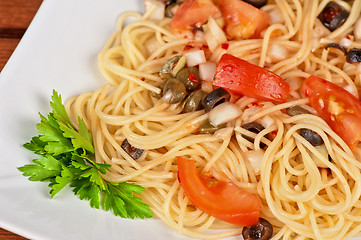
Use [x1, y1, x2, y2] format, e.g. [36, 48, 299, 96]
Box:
[220, 0, 270, 39]
[213, 54, 290, 103]
[170, 0, 220, 32]
[176, 156, 261, 226]
[302, 75, 361, 151]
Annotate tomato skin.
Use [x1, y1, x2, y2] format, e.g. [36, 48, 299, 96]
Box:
[213, 54, 290, 103]
[176, 156, 261, 226]
[302, 75, 361, 151]
[220, 0, 270, 39]
[170, 0, 220, 32]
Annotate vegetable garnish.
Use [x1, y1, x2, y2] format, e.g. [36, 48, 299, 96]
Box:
[176, 156, 261, 226]
[302, 75, 361, 151]
[18, 90, 153, 219]
[213, 54, 290, 103]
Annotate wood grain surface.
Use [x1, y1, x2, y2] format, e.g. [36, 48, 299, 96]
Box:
[0, 0, 42, 238]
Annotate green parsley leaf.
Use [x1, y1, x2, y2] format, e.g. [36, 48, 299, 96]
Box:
[19, 90, 153, 220]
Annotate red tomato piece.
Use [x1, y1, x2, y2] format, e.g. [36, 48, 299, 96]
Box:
[213, 54, 290, 103]
[170, 0, 220, 32]
[176, 156, 261, 226]
[302, 75, 361, 151]
[220, 0, 270, 39]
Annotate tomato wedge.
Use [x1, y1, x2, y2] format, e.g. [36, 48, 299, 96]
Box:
[170, 0, 220, 32]
[220, 0, 270, 39]
[213, 54, 290, 103]
[176, 156, 261, 226]
[302, 75, 361, 151]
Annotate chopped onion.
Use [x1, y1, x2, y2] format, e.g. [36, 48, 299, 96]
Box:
[201, 80, 213, 93]
[185, 50, 206, 67]
[260, 115, 274, 128]
[340, 37, 352, 48]
[199, 61, 217, 81]
[144, 0, 165, 21]
[214, 127, 234, 140]
[208, 102, 242, 126]
[245, 149, 264, 175]
[268, 43, 288, 62]
[194, 30, 206, 42]
[204, 17, 227, 52]
[269, 8, 284, 24]
[207, 17, 227, 44]
[144, 36, 161, 55]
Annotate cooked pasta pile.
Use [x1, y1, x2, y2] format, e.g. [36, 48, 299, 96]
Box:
[65, 0, 361, 239]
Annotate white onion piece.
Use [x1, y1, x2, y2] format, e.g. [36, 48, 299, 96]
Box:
[201, 81, 213, 93]
[260, 115, 274, 128]
[199, 61, 217, 81]
[185, 50, 206, 67]
[194, 30, 205, 42]
[207, 17, 227, 44]
[204, 30, 219, 52]
[268, 43, 288, 62]
[144, 36, 161, 55]
[245, 149, 264, 175]
[144, 0, 165, 20]
[208, 102, 242, 126]
[269, 8, 284, 24]
[340, 37, 352, 48]
[204, 17, 227, 52]
[214, 127, 233, 140]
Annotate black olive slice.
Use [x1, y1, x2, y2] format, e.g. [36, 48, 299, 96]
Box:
[318, 2, 349, 31]
[243, 0, 268, 8]
[121, 138, 144, 160]
[202, 88, 231, 112]
[242, 122, 267, 148]
[300, 128, 324, 146]
[242, 218, 273, 240]
[324, 43, 348, 55]
[346, 48, 361, 63]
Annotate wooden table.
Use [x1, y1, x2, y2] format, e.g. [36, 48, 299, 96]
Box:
[0, 1, 43, 238]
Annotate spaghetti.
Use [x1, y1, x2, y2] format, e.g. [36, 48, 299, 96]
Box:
[65, 0, 361, 239]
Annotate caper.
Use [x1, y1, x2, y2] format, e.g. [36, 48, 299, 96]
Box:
[150, 86, 163, 99]
[300, 128, 324, 146]
[243, 0, 268, 8]
[242, 218, 273, 240]
[160, 56, 182, 79]
[199, 120, 226, 134]
[286, 106, 310, 116]
[176, 67, 200, 91]
[202, 88, 231, 112]
[162, 78, 187, 104]
[183, 90, 207, 113]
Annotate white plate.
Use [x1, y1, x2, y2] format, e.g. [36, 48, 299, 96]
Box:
[0, 0, 191, 239]
[1, 1, 361, 240]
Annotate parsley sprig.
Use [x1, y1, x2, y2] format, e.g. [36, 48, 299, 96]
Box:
[19, 90, 153, 219]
